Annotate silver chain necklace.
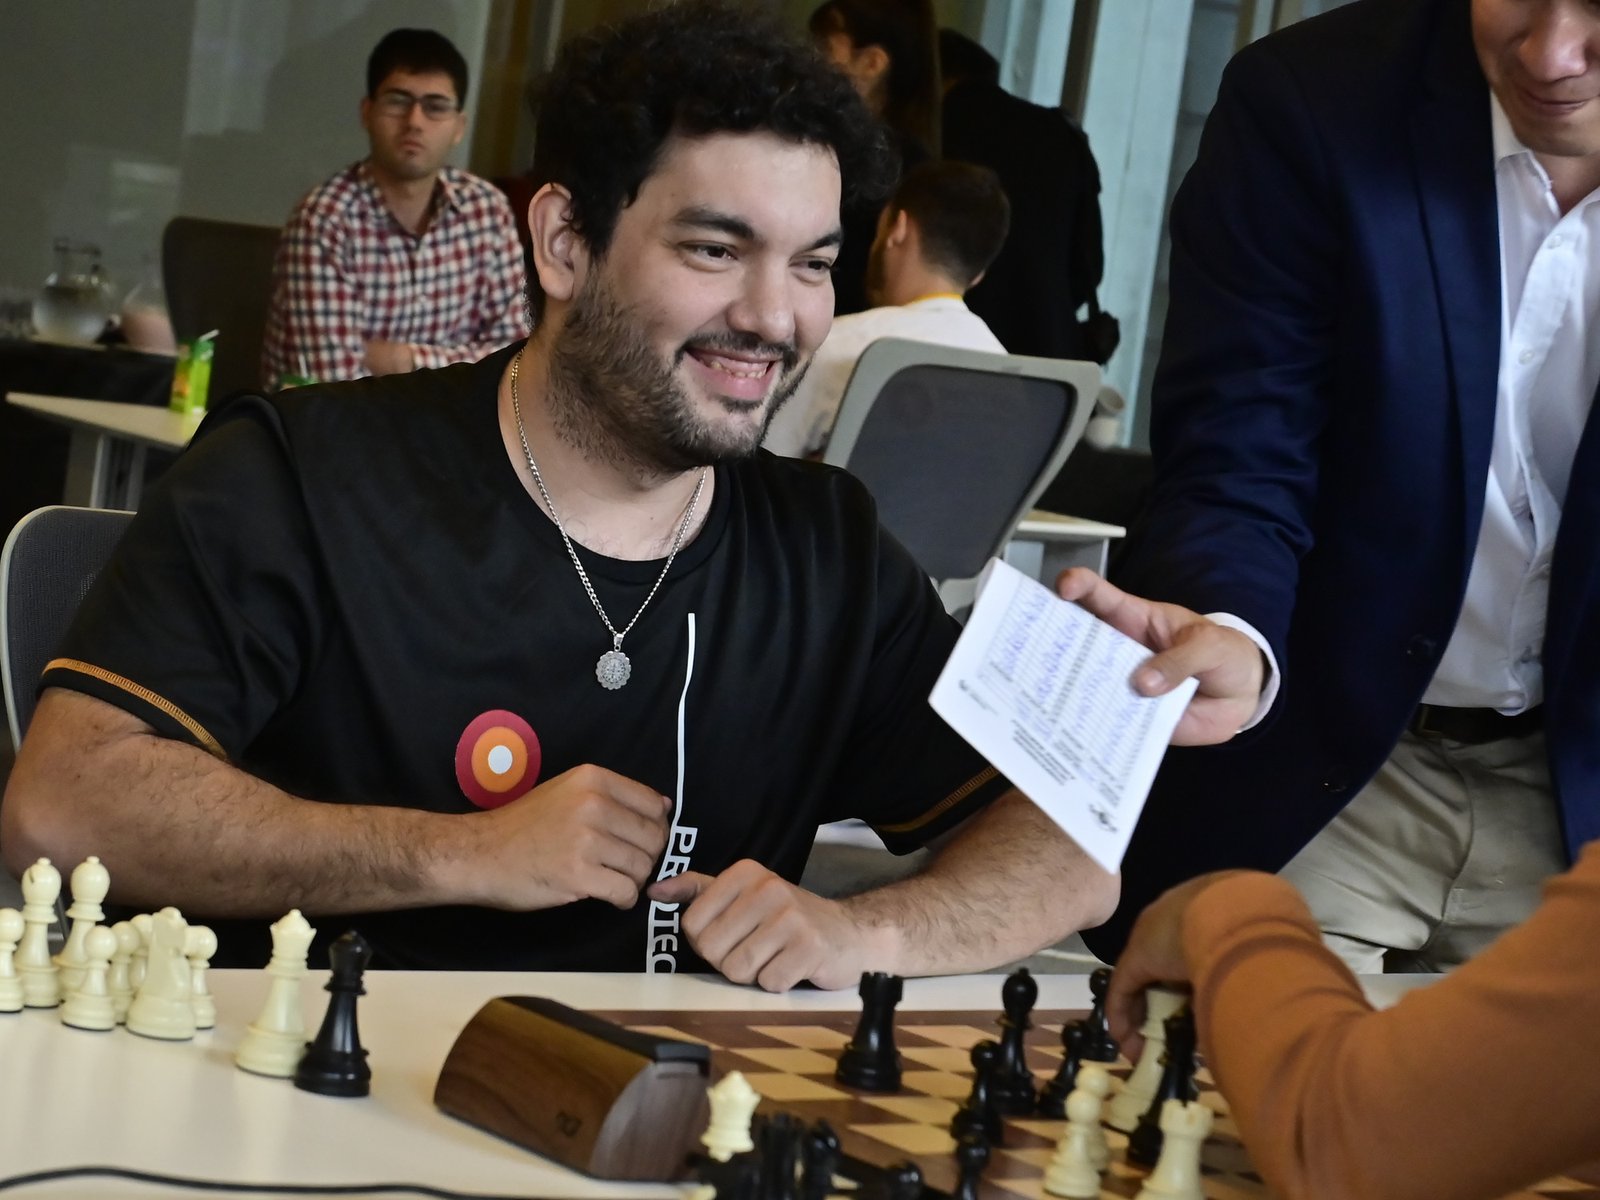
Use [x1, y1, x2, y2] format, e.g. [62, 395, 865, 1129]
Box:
[510, 351, 707, 690]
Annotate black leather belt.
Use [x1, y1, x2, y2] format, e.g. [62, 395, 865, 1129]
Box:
[1410, 703, 1544, 744]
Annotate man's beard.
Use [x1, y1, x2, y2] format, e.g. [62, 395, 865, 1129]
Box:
[545, 273, 809, 477]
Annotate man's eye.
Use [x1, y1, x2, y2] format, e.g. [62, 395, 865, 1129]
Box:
[690, 244, 734, 261]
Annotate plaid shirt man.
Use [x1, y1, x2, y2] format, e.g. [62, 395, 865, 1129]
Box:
[261, 161, 528, 390]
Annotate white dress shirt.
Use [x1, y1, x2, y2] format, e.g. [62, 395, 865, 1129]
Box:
[762, 295, 1005, 458]
[1424, 97, 1600, 713]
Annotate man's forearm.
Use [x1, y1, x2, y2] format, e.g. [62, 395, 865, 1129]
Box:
[2, 690, 473, 917]
[840, 791, 1119, 976]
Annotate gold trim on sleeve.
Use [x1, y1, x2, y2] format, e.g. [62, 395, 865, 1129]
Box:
[876, 766, 1000, 834]
[42, 658, 227, 760]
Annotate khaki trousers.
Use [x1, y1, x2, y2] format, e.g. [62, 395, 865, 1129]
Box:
[1278, 727, 1565, 973]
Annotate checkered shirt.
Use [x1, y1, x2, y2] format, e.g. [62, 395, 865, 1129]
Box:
[261, 161, 529, 390]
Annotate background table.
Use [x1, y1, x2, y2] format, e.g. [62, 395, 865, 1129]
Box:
[4, 393, 200, 509]
[0, 969, 1437, 1199]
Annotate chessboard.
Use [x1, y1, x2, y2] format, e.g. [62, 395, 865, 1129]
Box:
[596, 1007, 1600, 1200]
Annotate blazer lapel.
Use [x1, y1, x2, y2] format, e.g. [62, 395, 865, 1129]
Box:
[1407, 4, 1500, 566]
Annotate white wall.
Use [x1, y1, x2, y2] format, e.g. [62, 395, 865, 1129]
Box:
[0, 0, 490, 304]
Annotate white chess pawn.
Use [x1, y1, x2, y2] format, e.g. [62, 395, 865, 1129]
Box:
[186, 925, 218, 1029]
[235, 909, 316, 1077]
[55, 855, 110, 991]
[126, 908, 196, 1040]
[0, 907, 24, 1012]
[108, 920, 138, 1023]
[129, 913, 153, 991]
[702, 1070, 760, 1161]
[1076, 1061, 1112, 1170]
[17, 858, 62, 1008]
[1043, 1071, 1107, 1198]
[62, 925, 118, 1031]
[1107, 987, 1187, 1132]
[1134, 1099, 1214, 1200]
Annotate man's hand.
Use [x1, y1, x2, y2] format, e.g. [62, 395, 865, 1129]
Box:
[364, 339, 415, 376]
[647, 860, 889, 992]
[1056, 568, 1265, 745]
[462, 764, 672, 911]
[1105, 869, 1249, 1059]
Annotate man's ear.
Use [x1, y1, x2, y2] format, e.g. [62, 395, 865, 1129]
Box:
[857, 43, 891, 90]
[528, 183, 589, 305]
[886, 207, 912, 247]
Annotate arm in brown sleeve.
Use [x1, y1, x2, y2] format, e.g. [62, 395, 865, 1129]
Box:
[1184, 846, 1600, 1200]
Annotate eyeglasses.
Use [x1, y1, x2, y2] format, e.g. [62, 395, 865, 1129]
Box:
[375, 89, 460, 121]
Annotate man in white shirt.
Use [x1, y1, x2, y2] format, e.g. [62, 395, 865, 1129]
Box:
[762, 161, 1008, 458]
[1079, 0, 1600, 971]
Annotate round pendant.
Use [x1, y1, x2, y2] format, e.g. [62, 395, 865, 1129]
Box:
[596, 649, 632, 690]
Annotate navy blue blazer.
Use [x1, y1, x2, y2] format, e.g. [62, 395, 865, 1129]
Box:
[1087, 0, 1600, 959]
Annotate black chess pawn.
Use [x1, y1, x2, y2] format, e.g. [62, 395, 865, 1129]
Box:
[293, 930, 372, 1097]
[1037, 1020, 1085, 1118]
[989, 967, 1038, 1115]
[951, 1131, 990, 1200]
[757, 1112, 801, 1200]
[879, 1161, 923, 1200]
[799, 1119, 840, 1200]
[1079, 966, 1120, 1062]
[950, 1039, 1004, 1145]
[1126, 1006, 1199, 1167]
[836, 971, 903, 1092]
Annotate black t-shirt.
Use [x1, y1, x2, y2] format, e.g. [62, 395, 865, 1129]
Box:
[46, 344, 1009, 970]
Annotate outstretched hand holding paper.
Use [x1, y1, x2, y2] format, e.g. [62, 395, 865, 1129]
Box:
[930, 560, 1198, 873]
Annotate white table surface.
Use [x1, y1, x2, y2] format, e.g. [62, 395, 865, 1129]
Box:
[0, 969, 1439, 1198]
[6, 392, 201, 452]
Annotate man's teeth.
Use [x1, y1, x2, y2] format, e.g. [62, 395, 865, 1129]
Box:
[702, 356, 769, 378]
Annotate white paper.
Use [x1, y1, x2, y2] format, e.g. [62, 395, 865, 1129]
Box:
[930, 558, 1197, 873]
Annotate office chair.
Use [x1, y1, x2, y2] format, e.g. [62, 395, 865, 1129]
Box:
[822, 338, 1098, 608]
[162, 217, 281, 404]
[1, 505, 133, 746]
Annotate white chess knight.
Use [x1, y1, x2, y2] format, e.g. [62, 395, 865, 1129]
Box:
[702, 1070, 760, 1161]
[17, 858, 62, 1009]
[126, 907, 197, 1040]
[1134, 1098, 1214, 1200]
[1107, 987, 1187, 1131]
[0, 907, 24, 1012]
[55, 855, 110, 991]
[1043, 1066, 1108, 1199]
[61, 925, 119, 1032]
[235, 909, 316, 1077]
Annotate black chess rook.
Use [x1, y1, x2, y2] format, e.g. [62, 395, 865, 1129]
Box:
[836, 971, 903, 1092]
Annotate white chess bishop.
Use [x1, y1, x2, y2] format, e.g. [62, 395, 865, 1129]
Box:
[56, 855, 110, 991]
[235, 909, 316, 1077]
[1107, 987, 1187, 1132]
[702, 1070, 760, 1161]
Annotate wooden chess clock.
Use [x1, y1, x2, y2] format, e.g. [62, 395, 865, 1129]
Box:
[434, 996, 711, 1180]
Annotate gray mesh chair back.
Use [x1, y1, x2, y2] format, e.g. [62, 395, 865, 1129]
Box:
[1, 506, 134, 745]
[822, 338, 1098, 584]
[162, 216, 281, 403]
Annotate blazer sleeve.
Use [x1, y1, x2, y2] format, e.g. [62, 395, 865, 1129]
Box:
[1115, 39, 1345, 673]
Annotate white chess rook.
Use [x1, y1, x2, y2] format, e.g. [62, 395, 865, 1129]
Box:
[17, 858, 62, 1009]
[125, 907, 197, 1040]
[1043, 1071, 1107, 1199]
[0, 907, 25, 1012]
[56, 855, 110, 992]
[1106, 987, 1187, 1132]
[62, 925, 118, 1031]
[235, 909, 316, 1077]
[1134, 1098, 1214, 1200]
[702, 1070, 760, 1161]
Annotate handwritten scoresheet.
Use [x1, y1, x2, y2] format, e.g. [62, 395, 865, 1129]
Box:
[930, 559, 1196, 873]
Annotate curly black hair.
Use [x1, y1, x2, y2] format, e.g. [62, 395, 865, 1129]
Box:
[524, 1, 896, 320]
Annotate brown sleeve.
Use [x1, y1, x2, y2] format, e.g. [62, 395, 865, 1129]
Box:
[1183, 848, 1600, 1200]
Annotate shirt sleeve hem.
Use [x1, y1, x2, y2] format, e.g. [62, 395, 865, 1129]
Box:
[870, 766, 1013, 851]
[39, 658, 228, 760]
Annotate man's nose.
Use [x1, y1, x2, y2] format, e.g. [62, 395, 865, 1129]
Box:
[728, 264, 797, 348]
[1519, 5, 1594, 82]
